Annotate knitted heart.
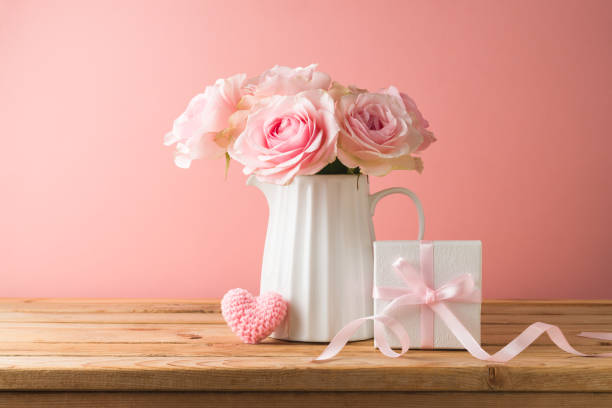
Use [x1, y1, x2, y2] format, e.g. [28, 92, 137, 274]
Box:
[221, 288, 288, 344]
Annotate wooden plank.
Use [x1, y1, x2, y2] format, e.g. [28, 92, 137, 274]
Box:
[483, 314, 612, 324]
[0, 344, 609, 358]
[0, 342, 607, 358]
[0, 299, 220, 314]
[0, 311, 609, 329]
[0, 299, 610, 394]
[483, 300, 612, 315]
[1, 298, 610, 315]
[1, 322, 608, 347]
[0, 322, 230, 343]
[0, 351, 611, 392]
[0, 312, 224, 324]
[1, 392, 611, 408]
[0, 341, 370, 357]
[1, 310, 610, 326]
[1, 298, 609, 313]
[483, 334, 611, 347]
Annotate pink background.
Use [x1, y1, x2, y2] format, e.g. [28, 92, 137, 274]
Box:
[2, 0, 611, 299]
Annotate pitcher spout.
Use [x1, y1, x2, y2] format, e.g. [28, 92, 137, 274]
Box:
[246, 175, 275, 204]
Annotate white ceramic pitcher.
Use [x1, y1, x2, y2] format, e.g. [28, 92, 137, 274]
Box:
[248, 174, 424, 342]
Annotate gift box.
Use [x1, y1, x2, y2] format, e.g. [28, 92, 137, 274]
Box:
[373, 240, 482, 349]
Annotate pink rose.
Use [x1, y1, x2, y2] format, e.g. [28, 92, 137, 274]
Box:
[394, 89, 436, 152]
[226, 65, 332, 147]
[164, 73, 246, 168]
[244, 64, 331, 98]
[228, 90, 339, 185]
[336, 87, 429, 176]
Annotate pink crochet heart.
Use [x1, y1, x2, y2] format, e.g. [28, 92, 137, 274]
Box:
[221, 288, 288, 344]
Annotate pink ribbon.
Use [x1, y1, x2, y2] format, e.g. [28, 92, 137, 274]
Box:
[419, 241, 435, 349]
[315, 241, 612, 362]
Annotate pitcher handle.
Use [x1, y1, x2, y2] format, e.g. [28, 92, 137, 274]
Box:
[369, 187, 425, 240]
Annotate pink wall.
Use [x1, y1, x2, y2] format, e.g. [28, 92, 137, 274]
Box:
[2, 0, 611, 299]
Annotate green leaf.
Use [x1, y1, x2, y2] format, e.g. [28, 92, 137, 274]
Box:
[317, 158, 361, 175]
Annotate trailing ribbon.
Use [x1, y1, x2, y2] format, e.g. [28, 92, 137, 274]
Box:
[315, 241, 612, 362]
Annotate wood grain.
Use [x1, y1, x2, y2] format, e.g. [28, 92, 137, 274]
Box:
[0, 321, 607, 346]
[0, 298, 610, 402]
[0, 299, 221, 314]
[0, 392, 611, 408]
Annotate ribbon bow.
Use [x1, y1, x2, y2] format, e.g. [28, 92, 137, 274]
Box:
[374, 255, 481, 350]
[315, 241, 612, 362]
[376, 259, 480, 305]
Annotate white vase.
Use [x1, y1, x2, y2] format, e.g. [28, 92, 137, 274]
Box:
[248, 174, 424, 342]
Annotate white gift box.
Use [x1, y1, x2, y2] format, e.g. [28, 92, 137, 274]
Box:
[373, 240, 482, 349]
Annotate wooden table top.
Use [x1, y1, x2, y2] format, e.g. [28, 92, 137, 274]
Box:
[0, 299, 611, 407]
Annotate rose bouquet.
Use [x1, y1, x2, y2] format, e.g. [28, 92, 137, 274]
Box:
[164, 64, 435, 185]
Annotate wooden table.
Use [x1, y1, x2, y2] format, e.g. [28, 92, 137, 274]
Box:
[0, 299, 610, 407]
